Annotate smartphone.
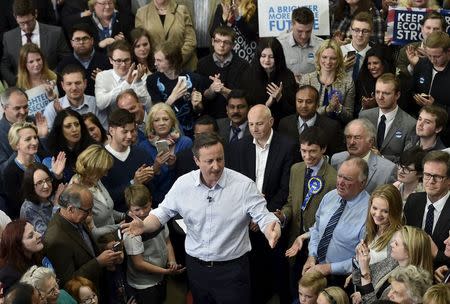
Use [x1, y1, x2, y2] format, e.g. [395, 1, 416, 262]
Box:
[178, 75, 187, 84]
[156, 140, 170, 154]
[420, 93, 430, 98]
[125, 214, 133, 223]
[347, 50, 356, 58]
[112, 242, 121, 252]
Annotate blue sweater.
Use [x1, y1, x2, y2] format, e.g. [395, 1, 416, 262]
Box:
[101, 146, 153, 212]
[138, 136, 192, 206]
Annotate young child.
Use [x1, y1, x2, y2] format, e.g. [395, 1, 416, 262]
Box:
[123, 184, 184, 304]
[295, 271, 327, 304]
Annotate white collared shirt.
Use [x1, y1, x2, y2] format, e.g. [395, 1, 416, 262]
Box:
[422, 190, 450, 233]
[378, 106, 399, 139]
[21, 22, 40, 46]
[253, 129, 274, 193]
[105, 144, 131, 162]
[341, 42, 371, 79]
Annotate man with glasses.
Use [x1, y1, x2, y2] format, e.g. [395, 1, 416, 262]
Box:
[340, 12, 372, 82]
[1, 0, 69, 86]
[57, 23, 111, 96]
[44, 184, 123, 290]
[216, 89, 250, 145]
[95, 40, 151, 112]
[404, 150, 450, 266]
[198, 26, 249, 118]
[331, 118, 396, 193]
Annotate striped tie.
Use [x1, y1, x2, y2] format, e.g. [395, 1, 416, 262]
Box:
[317, 199, 347, 263]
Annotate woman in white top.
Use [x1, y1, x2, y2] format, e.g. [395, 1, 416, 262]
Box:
[71, 144, 125, 240]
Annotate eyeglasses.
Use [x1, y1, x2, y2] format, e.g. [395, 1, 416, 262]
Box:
[213, 38, 233, 46]
[80, 294, 97, 304]
[227, 104, 247, 110]
[396, 164, 417, 175]
[423, 172, 447, 183]
[351, 28, 371, 35]
[71, 36, 92, 44]
[96, 1, 113, 6]
[46, 279, 60, 296]
[34, 177, 53, 188]
[17, 18, 35, 27]
[77, 206, 93, 214]
[110, 57, 131, 65]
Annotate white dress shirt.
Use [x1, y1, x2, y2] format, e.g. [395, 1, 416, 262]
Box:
[253, 129, 274, 193]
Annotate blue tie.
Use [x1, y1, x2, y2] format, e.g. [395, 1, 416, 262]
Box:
[424, 204, 435, 235]
[303, 168, 313, 199]
[317, 199, 347, 263]
[230, 126, 241, 143]
[352, 53, 361, 81]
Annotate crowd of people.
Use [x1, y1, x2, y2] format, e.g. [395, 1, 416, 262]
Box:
[0, 0, 450, 303]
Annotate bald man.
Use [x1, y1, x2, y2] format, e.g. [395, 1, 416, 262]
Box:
[229, 104, 296, 303]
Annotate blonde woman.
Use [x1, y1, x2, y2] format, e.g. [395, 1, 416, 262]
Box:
[16, 43, 58, 116]
[351, 184, 403, 303]
[299, 39, 354, 124]
[317, 287, 349, 304]
[387, 265, 432, 304]
[71, 144, 125, 240]
[138, 103, 192, 206]
[353, 226, 433, 303]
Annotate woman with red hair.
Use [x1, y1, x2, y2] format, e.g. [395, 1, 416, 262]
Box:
[0, 220, 44, 294]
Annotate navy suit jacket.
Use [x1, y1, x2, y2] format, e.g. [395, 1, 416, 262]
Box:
[228, 132, 296, 211]
[404, 192, 450, 266]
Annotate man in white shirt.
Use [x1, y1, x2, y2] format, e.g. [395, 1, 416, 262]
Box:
[277, 7, 323, 83]
[95, 40, 151, 112]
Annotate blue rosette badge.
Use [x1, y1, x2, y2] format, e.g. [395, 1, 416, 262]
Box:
[301, 176, 324, 211]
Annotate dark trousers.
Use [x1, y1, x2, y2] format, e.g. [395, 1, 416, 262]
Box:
[129, 282, 165, 304]
[186, 253, 250, 304]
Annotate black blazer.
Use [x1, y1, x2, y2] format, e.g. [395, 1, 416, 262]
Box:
[228, 132, 296, 211]
[278, 113, 345, 157]
[404, 192, 450, 266]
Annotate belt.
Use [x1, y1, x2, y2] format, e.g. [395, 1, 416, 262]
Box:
[189, 253, 247, 268]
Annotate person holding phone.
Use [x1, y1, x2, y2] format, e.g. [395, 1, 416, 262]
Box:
[138, 103, 192, 207]
[146, 42, 207, 138]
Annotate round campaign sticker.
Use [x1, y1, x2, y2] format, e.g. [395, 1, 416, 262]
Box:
[301, 177, 324, 210]
[308, 53, 314, 59]
[419, 77, 425, 84]
[395, 131, 402, 138]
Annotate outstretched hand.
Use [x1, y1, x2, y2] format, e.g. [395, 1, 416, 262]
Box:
[285, 235, 304, 257]
[121, 212, 145, 236]
[264, 221, 281, 249]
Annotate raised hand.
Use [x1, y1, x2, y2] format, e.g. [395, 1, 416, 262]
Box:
[406, 44, 420, 67]
[35, 112, 49, 138]
[51, 151, 67, 179]
[125, 63, 136, 84]
[133, 164, 154, 184]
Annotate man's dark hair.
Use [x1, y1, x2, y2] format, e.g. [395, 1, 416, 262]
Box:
[108, 108, 135, 128]
[192, 132, 224, 159]
[297, 85, 320, 105]
[195, 115, 219, 132]
[13, 0, 35, 16]
[423, 150, 450, 177]
[227, 89, 248, 104]
[420, 105, 448, 131]
[70, 23, 94, 39]
[299, 126, 327, 149]
[420, 11, 447, 30]
[291, 7, 314, 25]
[107, 40, 132, 58]
[61, 64, 86, 80]
[212, 26, 236, 41]
[399, 146, 426, 176]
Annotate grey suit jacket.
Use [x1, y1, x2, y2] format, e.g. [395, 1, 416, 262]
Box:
[1, 22, 70, 85]
[217, 117, 250, 143]
[331, 151, 397, 193]
[359, 107, 416, 162]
